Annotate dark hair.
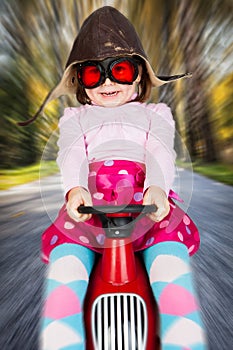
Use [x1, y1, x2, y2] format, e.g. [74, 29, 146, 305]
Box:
[75, 56, 152, 105]
[133, 56, 152, 102]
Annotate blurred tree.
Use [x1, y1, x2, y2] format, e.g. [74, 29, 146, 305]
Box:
[177, 0, 233, 162]
[177, 0, 218, 162]
[159, 1, 186, 159]
[210, 73, 233, 164]
[0, 0, 40, 167]
[205, 0, 233, 164]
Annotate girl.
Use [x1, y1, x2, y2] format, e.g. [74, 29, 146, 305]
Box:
[23, 6, 207, 350]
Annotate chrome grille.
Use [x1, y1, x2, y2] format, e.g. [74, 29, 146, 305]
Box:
[91, 293, 148, 350]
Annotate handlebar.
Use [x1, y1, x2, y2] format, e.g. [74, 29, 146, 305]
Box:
[78, 204, 157, 215]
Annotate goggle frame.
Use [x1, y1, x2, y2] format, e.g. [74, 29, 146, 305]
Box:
[77, 57, 139, 89]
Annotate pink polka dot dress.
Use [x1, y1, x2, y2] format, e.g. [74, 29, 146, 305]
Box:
[41, 160, 200, 263]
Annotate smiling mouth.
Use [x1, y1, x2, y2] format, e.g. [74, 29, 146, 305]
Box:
[101, 91, 118, 97]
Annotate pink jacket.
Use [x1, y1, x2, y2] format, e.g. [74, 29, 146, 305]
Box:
[57, 102, 176, 196]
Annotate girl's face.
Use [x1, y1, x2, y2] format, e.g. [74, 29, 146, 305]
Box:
[85, 77, 141, 107]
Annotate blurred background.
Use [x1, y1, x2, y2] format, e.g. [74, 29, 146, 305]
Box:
[0, 1, 233, 349]
[0, 0, 232, 171]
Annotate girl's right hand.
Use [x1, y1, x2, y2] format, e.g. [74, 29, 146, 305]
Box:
[66, 186, 93, 222]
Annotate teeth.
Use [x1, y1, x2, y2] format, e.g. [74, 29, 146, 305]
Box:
[102, 91, 117, 96]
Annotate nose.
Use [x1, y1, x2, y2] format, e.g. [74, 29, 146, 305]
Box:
[103, 77, 114, 86]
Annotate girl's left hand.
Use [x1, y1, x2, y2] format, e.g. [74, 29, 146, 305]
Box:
[143, 185, 170, 222]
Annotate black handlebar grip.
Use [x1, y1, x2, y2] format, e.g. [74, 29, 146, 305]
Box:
[78, 204, 157, 215]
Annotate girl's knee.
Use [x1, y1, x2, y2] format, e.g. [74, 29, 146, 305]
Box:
[142, 241, 189, 271]
[48, 243, 96, 276]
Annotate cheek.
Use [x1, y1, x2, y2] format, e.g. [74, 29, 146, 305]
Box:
[127, 83, 138, 96]
[84, 90, 101, 104]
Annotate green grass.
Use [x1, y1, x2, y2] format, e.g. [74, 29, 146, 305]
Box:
[177, 161, 233, 186]
[193, 162, 233, 185]
[0, 160, 232, 191]
[0, 161, 59, 190]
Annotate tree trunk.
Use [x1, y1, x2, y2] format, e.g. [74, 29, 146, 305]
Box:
[177, 1, 218, 162]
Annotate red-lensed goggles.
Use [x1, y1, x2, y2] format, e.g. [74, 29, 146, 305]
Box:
[77, 57, 139, 89]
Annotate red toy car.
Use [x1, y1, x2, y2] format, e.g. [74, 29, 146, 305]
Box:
[79, 204, 160, 349]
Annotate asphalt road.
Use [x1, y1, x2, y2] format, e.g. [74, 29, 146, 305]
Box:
[0, 170, 232, 349]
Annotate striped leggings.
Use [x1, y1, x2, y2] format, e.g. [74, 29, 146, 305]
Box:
[40, 242, 207, 349]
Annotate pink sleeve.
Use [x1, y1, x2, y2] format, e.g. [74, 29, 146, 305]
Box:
[144, 103, 176, 195]
[56, 107, 89, 196]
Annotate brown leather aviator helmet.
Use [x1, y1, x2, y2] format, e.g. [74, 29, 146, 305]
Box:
[19, 6, 191, 125]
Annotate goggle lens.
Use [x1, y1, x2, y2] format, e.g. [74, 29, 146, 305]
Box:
[77, 58, 138, 89]
[111, 60, 136, 83]
[79, 65, 101, 88]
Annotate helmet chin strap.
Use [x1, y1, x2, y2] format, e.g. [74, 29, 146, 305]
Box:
[17, 88, 55, 126]
[157, 72, 192, 82]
